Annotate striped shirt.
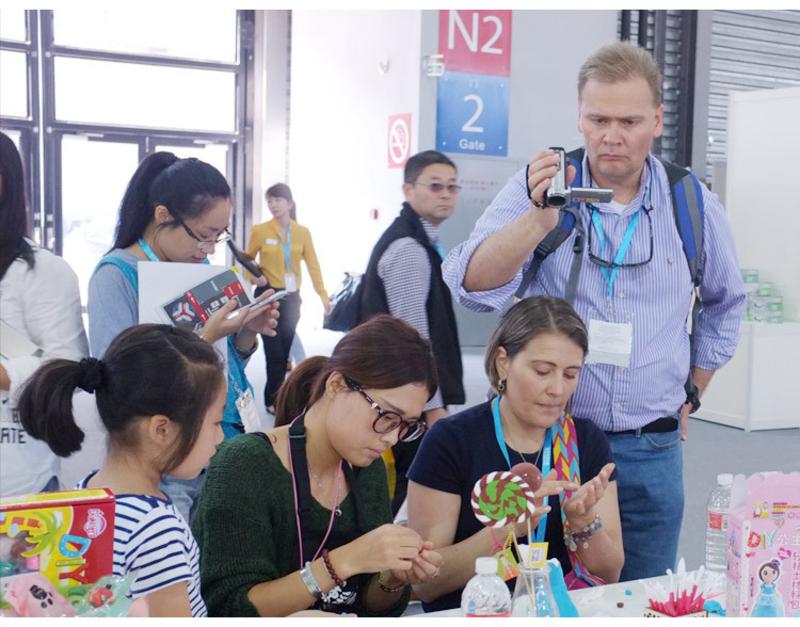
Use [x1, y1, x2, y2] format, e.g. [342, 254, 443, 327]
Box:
[442, 153, 746, 431]
[77, 473, 207, 617]
[378, 216, 445, 410]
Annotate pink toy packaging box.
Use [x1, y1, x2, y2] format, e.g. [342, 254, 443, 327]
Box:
[726, 472, 800, 618]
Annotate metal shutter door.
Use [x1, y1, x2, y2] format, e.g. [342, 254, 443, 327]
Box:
[706, 10, 800, 182]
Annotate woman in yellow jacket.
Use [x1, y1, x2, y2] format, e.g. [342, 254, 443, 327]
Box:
[246, 183, 331, 413]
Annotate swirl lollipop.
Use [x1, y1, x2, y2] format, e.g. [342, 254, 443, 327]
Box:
[470, 471, 536, 528]
[510, 462, 543, 493]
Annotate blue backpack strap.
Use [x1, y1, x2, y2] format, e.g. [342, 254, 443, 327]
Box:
[659, 158, 706, 409]
[515, 148, 585, 303]
[661, 159, 705, 289]
[93, 256, 139, 292]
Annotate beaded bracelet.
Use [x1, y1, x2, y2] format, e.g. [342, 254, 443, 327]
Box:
[377, 571, 406, 594]
[564, 513, 603, 552]
[321, 549, 346, 589]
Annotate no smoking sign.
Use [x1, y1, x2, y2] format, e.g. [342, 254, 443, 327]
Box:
[387, 113, 412, 169]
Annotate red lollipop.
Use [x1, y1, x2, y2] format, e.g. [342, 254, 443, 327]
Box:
[510, 462, 543, 493]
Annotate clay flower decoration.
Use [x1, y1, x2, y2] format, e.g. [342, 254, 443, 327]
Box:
[642, 560, 715, 617]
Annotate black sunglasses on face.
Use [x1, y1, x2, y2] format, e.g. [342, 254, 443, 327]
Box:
[414, 182, 462, 194]
[586, 205, 654, 270]
[344, 377, 427, 443]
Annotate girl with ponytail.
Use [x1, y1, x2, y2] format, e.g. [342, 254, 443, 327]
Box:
[86, 152, 280, 522]
[193, 315, 444, 617]
[18, 324, 227, 616]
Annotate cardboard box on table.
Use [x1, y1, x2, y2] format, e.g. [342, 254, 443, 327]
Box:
[726, 472, 800, 618]
[0, 489, 115, 604]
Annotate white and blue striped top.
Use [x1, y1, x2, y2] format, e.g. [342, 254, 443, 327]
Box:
[442, 153, 747, 432]
[77, 473, 207, 617]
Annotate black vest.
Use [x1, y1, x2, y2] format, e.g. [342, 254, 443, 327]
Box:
[360, 204, 465, 406]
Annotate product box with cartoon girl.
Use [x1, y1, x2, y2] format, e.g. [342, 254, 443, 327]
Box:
[726, 472, 800, 618]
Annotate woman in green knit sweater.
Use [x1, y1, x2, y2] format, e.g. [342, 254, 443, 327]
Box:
[193, 315, 444, 616]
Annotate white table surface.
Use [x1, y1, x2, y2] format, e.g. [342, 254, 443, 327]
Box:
[404, 570, 726, 618]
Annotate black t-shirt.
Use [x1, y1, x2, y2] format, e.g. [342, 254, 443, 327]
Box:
[407, 400, 617, 613]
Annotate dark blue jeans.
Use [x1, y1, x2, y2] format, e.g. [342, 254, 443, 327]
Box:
[607, 424, 684, 581]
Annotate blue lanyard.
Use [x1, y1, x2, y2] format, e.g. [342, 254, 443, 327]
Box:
[589, 209, 642, 300]
[586, 162, 653, 301]
[281, 226, 292, 274]
[491, 396, 551, 543]
[138, 237, 160, 262]
[433, 239, 446, 261]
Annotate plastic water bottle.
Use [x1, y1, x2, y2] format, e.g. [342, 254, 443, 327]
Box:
[705, 473, 733, 572]
[461, 557, 511, 617]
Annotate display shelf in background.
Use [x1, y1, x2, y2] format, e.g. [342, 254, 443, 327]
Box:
[696, 321, 800, 432]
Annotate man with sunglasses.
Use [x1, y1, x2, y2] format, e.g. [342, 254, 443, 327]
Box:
[442, 42, 746, 581]
[360, 150, 466, 516]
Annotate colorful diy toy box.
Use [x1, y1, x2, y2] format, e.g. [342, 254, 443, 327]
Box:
[0, 489, 115, 603]
[726, 472, 800, 618]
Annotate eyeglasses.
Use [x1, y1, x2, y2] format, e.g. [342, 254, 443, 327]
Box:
[172, 215, 231, 253]
[586, 205, 654, 270]
[345, 377, 427, 443]
[414, 182, 462, 195]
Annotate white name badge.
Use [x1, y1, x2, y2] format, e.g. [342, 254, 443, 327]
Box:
[266, 238, 279, 246]
[284, 271, 298, 292]
[235, 389, 261, 433]
[586, 318, 633, 368]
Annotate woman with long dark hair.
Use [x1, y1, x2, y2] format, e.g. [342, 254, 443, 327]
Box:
[0, 131, 89, 496]
[193, 315, 443, 616]
[86, 152, 280, 522]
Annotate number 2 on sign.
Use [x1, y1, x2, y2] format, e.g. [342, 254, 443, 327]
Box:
[462, 94, 484, 133]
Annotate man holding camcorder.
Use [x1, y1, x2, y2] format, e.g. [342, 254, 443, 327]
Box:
[442, 41, 746, 582]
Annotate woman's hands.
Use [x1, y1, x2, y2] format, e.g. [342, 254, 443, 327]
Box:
[388, 540, 443, 586]
[331, 524, 441, 585]
[506, 469, 579, 539]
[241, 290, 282, 336]
[199, 290, 280, 345]
[562, 462, 615, 529]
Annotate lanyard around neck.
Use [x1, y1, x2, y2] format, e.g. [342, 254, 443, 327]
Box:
[589, 209, 642, 300]
[280, 225, 292, 273]
[491, 396, 551, 543]
[585, 161, 653, 301]
[287, 414, 365, 568]
[138, 237, 160, 262]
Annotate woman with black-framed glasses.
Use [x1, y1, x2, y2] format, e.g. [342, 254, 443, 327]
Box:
[87, 151, 281, 523]
[193, 315, 443, 617]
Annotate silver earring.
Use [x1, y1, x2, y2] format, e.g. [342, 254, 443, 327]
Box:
[497, 379, 506, 393]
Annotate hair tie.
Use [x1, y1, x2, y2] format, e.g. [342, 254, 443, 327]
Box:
[78, 357, 105, 394]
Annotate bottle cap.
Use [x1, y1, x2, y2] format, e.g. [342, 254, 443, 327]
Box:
[475, 557, 498, 575]
[717, 473, 733, 485]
